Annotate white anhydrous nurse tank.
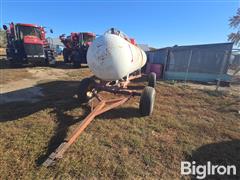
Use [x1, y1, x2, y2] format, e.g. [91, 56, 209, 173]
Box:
[87, 30, 147, 81]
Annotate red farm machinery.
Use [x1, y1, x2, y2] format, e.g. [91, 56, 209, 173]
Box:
[3, 22, 56, 67]
[59, 32, 96, 68]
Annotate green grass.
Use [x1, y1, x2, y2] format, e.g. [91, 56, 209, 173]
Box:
[0, 68, 239, 179]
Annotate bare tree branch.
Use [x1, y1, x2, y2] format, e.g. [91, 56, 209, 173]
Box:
[229, 8, 240, 28]
[228, 32, 240, 45]
[228, 8, 240, 45]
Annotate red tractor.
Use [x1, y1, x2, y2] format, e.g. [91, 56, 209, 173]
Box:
[59, 32, 96, 67]
[2, 22, 56, 67]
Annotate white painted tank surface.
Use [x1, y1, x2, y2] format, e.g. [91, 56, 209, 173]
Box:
[87, 28, 147, 81]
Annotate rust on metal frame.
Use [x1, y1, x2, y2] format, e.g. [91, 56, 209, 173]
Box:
[42, 73, 142, 167]
[42, 95, 131, 167]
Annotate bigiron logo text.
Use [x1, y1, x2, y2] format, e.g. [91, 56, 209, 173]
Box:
[181, 161, 237, 179]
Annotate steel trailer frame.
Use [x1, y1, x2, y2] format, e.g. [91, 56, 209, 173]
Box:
[43, 74, 143, 167]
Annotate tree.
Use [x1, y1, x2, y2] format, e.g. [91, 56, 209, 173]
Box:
[228, 9, 240, 75]
[228, 8, 240, 45]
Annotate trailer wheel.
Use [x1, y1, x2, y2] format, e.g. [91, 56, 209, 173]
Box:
[139, 86, 156, 116]
[78, 78, 96, 103]
[148, 72, 156, 88]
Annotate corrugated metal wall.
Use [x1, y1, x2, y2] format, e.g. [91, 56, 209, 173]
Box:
[146, 42, 234, 82]
[147, 47, 169, 64]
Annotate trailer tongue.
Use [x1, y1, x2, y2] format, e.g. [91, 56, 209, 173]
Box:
[43, 73, 155, 167]
[43, 92, 130, 167]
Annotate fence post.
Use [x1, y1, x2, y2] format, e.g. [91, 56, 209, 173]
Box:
[184, 50, 193, 85]
[162, 48, 170, 80]
[216, 50, 228, 91]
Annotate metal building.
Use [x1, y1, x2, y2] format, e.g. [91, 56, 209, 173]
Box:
[146, 42, 234, 82]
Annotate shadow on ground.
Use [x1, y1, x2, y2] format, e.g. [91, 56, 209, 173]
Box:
[0, 58, 88, 69]
[0, 80, 142, 165]
[185, 140, 240, 180]
[35, 104, 90, 166]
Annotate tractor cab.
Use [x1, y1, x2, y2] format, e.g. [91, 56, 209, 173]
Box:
[16, 24, 42, 39]
[80, 32, 95, 46]
[69, 32, 95, 47]
[60, 32, 96, 67]
[3, 22, 55, 66]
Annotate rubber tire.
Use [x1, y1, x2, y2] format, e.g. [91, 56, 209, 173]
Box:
[44, 58, 49, 66]
[49, 58, 56, 67]
[49, 62, 56, 68]
[63, 48, 70, 63]
[148, 72, 156, 88]
[78, 78, 96, 103]
[219, 81, 230, 87]
[139, 86, 156, 116]
[73, 61, 81, 68]
[9, 61, 22, 68]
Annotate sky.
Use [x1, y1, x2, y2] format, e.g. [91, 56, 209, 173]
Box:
[1, 0, 239, 48]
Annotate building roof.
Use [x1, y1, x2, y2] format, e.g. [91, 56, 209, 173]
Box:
[138, 44, 150, 51]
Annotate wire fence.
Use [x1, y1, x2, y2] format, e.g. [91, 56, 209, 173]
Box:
[146, 45, 240, 92]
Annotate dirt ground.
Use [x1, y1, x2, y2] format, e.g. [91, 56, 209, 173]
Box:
[0, 57, 240, 179]
[0, 58, 88, 104]
[0, 48, 5, 56]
